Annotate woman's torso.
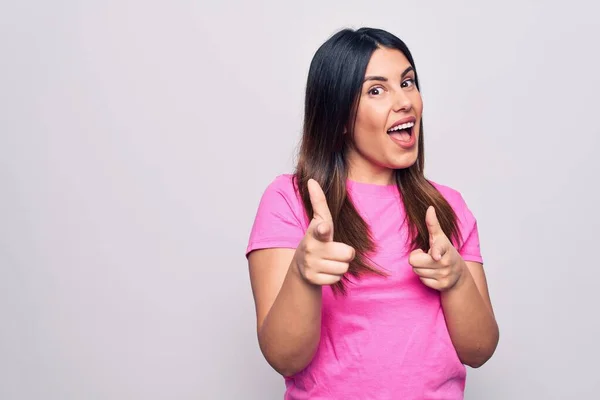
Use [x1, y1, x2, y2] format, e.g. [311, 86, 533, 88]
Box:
[284, 178, 466, 400]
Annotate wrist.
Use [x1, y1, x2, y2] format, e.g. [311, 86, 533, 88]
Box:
[447, 258, 470, 292]
[290, 256, 321, 291]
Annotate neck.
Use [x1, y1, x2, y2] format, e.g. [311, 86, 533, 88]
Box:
[347, 154, 394, 186]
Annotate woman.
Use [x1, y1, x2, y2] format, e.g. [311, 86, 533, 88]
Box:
[245, 27, 499, 399]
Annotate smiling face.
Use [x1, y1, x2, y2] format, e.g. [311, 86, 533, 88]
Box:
[346, 47, 423, 185]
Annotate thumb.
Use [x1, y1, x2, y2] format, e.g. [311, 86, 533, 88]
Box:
[307, 179, 334, 242]
[312, 220, 334, 242]
[425, 206, 444, 239]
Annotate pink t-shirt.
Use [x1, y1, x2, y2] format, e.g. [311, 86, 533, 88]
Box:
[246, 174, 483, 400]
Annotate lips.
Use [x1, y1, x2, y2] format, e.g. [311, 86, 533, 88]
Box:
[386, 116, 417, 133]
[387, 121, 415, 134]
[387, 116, 417, 149]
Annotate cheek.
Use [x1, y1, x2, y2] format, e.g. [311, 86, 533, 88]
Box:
[353, 108, 386, 151]
[413, 93, 424, 115]
[354, 102, 389, 133]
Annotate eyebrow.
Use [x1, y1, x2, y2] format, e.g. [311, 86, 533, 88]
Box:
[363, 66, 415, 83]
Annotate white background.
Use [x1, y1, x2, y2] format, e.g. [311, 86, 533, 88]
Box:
[1, 1, 599, 399]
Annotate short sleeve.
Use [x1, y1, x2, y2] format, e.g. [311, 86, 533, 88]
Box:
[245, 174, 308, 258]
[453, 193, 484, 265]
[431, 181, 484, 265]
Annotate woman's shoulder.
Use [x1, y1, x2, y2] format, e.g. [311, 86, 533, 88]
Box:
[256, 173, 305, 215]
[428, 179, 482, 259]
[429, 180, 461, 197]
[246, 173, 307, 256]
[428, 179, 470, 212]
[270, 172, 296, 186]
[428, 178, 479, 234]
[262, 173, 299, 197]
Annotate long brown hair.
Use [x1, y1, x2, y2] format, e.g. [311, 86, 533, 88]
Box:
[294, 27, 462, 295]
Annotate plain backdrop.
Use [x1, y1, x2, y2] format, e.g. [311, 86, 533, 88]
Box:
[1, 1, 599, 399]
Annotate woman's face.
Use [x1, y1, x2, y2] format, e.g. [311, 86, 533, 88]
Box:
[346, 47, 423, 184]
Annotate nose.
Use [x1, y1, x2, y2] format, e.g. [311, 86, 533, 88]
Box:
[393, 90, 412, 113]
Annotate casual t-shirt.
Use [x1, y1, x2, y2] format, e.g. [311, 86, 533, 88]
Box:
[246, 174, 484, 400]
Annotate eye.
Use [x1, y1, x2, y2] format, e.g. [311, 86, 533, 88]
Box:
[401, 78, 416, 89]
[367, 86, 384, 96]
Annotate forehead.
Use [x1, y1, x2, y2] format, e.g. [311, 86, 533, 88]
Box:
[364, 47, 412, 76]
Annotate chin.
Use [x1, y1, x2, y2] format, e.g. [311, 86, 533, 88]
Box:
[388, 151, 419, 170]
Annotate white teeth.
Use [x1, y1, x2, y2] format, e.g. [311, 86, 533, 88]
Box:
[388, 122, 415, 132]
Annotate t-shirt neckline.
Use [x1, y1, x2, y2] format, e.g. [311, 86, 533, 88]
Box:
[346, 179, 399, 198]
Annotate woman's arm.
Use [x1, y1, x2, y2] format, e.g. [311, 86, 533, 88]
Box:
[248, 248, 322, 377]
[247, 179, 354, 376]
[440, 260, 499, 368]
[410, 206, 499, 368]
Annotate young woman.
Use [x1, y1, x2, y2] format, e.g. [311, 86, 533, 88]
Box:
[245, 27, 499, 399]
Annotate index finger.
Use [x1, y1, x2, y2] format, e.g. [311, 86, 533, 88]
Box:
[307, 179, 332, 222]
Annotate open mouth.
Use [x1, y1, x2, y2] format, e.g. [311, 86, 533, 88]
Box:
[387, 121, 415, 143]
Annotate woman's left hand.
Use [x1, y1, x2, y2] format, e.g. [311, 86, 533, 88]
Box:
[409, 206, 466, 292]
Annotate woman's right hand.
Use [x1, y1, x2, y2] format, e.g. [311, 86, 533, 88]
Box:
[294, 179, 356, 286]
